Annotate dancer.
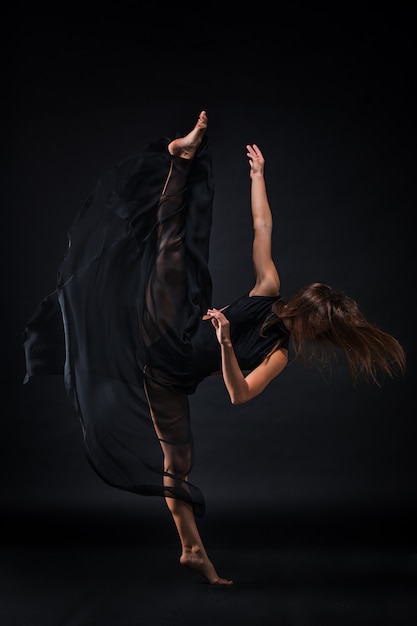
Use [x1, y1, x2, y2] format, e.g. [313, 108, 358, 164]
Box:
[23, 111, 406, 586]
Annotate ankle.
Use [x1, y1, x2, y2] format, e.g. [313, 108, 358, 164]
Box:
[168, 140, 197, 160]
[181, 543, 204, 558]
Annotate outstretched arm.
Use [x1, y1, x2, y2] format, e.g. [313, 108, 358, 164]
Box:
[205, 144, 287, 404]
[247, 144, 280, 297]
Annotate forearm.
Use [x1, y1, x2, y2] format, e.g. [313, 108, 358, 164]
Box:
[249, 169, 279, 295]
[220, 342, 250, 405]
[251, 173, 272, 230]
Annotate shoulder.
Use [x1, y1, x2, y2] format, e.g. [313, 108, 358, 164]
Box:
[258, 346, 288, 378]
[249, 276, 280, 297]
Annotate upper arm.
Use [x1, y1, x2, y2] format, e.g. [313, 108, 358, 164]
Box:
[238, 348, 288, 403]
[249, 224, 281, 297]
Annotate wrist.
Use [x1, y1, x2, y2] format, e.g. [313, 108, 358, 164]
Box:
[251, 171, 264, 180]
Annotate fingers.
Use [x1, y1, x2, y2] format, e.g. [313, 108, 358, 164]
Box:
[207, 309, 221, 332]
[207, 308, 227, 322]
[246, 144, 264, 173]
[246, 144, 263, 158]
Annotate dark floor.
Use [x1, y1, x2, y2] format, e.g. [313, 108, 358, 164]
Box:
[2, 506, 416, 626]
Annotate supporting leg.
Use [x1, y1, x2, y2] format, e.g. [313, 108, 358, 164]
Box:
[144, 376, 233, 586]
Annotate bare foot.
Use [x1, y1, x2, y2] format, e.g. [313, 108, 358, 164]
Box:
[168, 111, 208, 159]
[180, 551, 233, 586]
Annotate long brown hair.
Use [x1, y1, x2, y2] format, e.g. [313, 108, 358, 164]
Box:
[262, 282, 406, 386]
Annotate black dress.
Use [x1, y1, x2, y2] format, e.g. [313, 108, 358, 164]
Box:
[23, 134, 289, 517]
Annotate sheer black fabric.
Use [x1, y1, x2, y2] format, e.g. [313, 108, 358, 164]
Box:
[23, 137, 213, 516]
[23, 135, 289, 517]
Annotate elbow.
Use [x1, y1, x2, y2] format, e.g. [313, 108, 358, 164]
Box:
[224, 372, 253, 405]
[230, 396, 245, 406]
[229, 389, 252, 406]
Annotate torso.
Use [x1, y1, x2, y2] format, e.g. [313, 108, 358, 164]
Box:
[192, 293, 289, 380]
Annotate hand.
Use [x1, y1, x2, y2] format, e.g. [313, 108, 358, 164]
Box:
[207, 308, 232, 346]
[246, 144, 265, 178]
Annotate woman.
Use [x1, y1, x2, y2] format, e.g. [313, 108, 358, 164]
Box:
[23, 111, 406, 586]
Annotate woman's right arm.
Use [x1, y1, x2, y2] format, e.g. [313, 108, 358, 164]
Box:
[247, 144, 281, 298]
[207, 307, 288, 404]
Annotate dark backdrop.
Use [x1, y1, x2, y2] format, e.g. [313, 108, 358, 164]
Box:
[3, 11, 416, 549]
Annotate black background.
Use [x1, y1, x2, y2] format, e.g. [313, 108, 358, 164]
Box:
[2, 9, 417, 625]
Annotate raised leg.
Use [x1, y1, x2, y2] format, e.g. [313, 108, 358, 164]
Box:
[143, 110, 208, 346]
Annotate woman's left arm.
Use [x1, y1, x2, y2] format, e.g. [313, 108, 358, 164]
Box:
[247, 144, 280, 298]
[207, 307, 288, 405]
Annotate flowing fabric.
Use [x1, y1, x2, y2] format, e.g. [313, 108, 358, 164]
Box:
[23, 134, 289, 517]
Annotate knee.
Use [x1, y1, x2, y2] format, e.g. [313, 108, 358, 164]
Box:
[164, 453, 191, 479]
